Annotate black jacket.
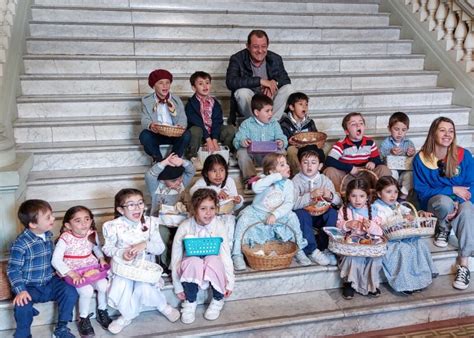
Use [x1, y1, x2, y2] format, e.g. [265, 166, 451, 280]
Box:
[185, 94, 223, 140]
[226, 49, 291, 124]
[279, 113, 318, 140]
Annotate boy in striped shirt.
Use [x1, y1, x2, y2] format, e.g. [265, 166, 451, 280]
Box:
[324, 112, 391, 192]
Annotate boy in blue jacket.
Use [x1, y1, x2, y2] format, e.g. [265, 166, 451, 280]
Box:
[185, 71, 236, 164]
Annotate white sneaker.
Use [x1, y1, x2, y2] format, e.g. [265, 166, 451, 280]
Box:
[191, 157, 203, 171]
[204, 298, 225, 321]
[310, 249, 330, 266]
[108, 316, 131, 334]
[181, 301, 197, 324]
[295, 250, 312, 266]
[160, 304, 180, 322]
[228, 154, 238, 167]
[323, 249, 338, 266]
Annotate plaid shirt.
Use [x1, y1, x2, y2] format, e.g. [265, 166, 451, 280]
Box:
[7, 229, 54, 294]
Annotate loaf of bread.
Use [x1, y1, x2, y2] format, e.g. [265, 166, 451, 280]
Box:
[83, 269, 100, 277]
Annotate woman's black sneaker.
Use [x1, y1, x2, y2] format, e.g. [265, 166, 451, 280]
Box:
[342, 282, 354, 300]
[96, 309, 112, 329]
[78, 314, 95, 337]
[368, 288, 381, 298]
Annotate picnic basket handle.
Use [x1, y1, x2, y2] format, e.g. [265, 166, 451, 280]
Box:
[400, 201, 419, 218]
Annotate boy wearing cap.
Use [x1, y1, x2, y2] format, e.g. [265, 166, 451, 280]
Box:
[144, 152, 196, 268]
[140, 69, 191, 163]
[292, 145, 340, 266]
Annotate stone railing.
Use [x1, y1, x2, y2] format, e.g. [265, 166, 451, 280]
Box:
[0, 0, 18, 56]
[404, 0, 474, 72]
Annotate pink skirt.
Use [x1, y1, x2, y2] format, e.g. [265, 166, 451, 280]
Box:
[179, 255, 227, 294]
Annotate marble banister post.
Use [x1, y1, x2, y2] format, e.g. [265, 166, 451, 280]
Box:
[454, 16, 468, 60]
[420, 0, 430, 20]
[445, 3, 458, 50]
[436, 1, 448, 39]
[428, 0, 440, 30]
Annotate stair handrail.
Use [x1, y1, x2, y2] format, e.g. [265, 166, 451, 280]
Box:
[404, 0, 474, 72]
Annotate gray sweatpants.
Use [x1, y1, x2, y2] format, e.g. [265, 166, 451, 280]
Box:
[427, 194, 474, 257]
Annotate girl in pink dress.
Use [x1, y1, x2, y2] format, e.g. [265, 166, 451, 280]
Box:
[52, 206, 112, 337]
[171, 188, 234, 324]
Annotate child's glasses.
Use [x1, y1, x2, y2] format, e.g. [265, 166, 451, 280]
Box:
[121, 201, 146, 211]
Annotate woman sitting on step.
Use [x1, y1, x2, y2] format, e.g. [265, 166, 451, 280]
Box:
[413, 116, 474, 290]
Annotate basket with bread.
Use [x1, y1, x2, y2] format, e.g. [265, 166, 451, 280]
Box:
[304, 197, 331, 216]
[64, 264, 110, 288]
[323, 221, 387, 258]
[159, 202, 188, 227]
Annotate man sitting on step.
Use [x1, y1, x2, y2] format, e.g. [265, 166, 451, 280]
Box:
[226, 29, 294, 124]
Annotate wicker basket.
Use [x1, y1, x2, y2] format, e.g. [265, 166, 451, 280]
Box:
[155, 124, 185, 138]
[381, 201, 436, 241]
[241, 222, 298, 271]
[0, 257, 12, 300]
[323, 227, 387, 257]
[112, 255, 163, 284]
[304, 198, 331, 216]
[218, 199, 235, 215]
[340, 169, 378, 198]
[289, 131, 327, 149]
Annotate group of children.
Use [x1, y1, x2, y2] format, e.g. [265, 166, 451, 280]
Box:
[7, 67, 441, 337]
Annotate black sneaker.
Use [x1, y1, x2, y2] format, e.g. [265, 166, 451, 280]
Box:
[96, 309, 112, 330]
[453, 265, 470, 290]
[434, 230, 449, 248]
[78, 314, 95, 337]
[399, 290, 413, 296]
[342, 282, 354, 300]
[368, 288, 381, 298]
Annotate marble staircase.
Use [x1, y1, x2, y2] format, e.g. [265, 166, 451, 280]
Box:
[4, 0, 474, 334]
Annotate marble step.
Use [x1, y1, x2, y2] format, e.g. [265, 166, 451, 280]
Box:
[25, 37, 412, 57]
[33, 0, 381, 14]
[15, 87, 454, 120]
[19, 71, 439, 96]
[28, 22, 401, 41]
[18, 125, 474, 183]
[1, 270, 473, 334]
[13, 104, 470, 144]
[22, 54, 426, 76]
[30, 7, 391, 27]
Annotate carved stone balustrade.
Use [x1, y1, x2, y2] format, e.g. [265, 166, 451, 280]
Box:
[404, 0, 474, 72]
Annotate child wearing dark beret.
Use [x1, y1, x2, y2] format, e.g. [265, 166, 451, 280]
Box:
[139, 69, 191, 163]
[145, 152, 196, 269]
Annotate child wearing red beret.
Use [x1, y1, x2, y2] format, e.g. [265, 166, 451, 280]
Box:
[139, 69, 191, 163]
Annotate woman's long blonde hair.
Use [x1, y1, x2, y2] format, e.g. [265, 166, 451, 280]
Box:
[420, 117, 458, 178]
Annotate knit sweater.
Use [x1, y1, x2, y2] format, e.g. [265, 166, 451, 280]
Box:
[233, 116, 287, 150]
[292, 172, 341, 209]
